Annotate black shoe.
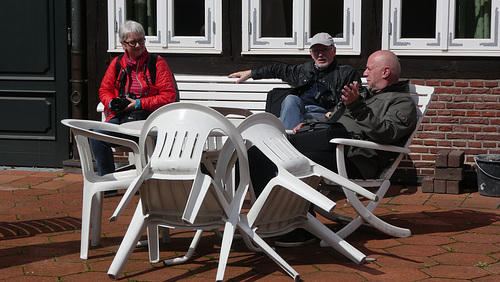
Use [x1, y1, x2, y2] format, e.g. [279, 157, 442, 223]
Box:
[275, 228, 316, 248]
[104, 190, 119, 198]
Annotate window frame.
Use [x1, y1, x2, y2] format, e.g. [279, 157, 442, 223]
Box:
[382, 0, 500, 56]
[107, 0, 222, 54]
[241, 0, 361, 55]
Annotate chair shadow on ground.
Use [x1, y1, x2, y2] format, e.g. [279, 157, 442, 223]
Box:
[97, 207, 499, 280]
[121, 229, 386, 281]
[381, 209, 500, 236]
[0, 216, 82, 268]
[0, 216, 81, 240]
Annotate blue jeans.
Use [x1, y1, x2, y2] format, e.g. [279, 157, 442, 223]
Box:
[90, 118, 137, 176]
[279, 95, 327, 130]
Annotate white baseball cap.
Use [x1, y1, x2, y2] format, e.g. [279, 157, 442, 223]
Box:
[310, 32, 335, 48]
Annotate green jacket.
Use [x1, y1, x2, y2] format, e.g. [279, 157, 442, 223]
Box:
[307, 80, 417, 178]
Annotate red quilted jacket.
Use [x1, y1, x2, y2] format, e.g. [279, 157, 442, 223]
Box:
[99, 50, 177, 121]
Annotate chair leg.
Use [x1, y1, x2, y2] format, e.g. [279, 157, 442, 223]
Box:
[90, 191, 103, 247]
[147, 225, 160, 263]
[302, 214, 366, 265]
[80, 189, 94, 259]
[215, 221, 236, 282]
[237, 217, 300, 281]
[146, 225, 175, 264]
[163, 229, 203, 266]
[337, 180, 411, 239]
[240, 230, 264, 253]
[107, 202, 147, 280]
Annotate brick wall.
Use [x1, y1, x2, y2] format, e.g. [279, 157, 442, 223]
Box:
[393, 79, 500, 187]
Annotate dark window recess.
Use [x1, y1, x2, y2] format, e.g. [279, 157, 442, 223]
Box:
[401, 0, 436, 38]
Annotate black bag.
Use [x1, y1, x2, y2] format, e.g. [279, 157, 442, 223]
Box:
[117, 109, 152, 124]
[288, 122, 350, 153]
[265, 88, 295, 117]
[265, 83, 313, 117]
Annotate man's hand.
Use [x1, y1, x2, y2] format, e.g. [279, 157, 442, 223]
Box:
[228, 70, 251, 84]
[292, 122, 306, 134]
[341, 81, 359, 105]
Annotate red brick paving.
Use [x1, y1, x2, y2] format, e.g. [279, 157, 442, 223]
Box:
[1, 168, 500, 281]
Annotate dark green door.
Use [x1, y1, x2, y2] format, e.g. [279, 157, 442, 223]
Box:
[0, 0, 70, 167]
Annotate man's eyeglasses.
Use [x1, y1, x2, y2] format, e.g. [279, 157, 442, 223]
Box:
[123, 39, 146, 47]
[310, 47, 333, 55]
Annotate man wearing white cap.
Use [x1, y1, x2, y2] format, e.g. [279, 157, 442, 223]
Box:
[228, 32, 362, 130]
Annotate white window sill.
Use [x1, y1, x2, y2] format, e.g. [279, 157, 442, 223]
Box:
[389, 49, 500, 57]
[241, 49, 361, 56]
[107, 48, 222, 55]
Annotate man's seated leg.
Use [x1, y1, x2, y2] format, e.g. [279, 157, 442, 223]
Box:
[303, 105, 328, 120]
[90, 137, 119, 197]
[248, 146, 277, 198]
[90, 138, 116, 176]
[279, 95, 305, 130]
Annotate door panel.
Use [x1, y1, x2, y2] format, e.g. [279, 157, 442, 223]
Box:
[0, 0, 69, 167]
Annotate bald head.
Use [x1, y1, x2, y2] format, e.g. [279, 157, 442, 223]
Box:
[363, 50, 401, 92]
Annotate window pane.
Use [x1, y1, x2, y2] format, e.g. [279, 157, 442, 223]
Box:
[455, 0, 491, 38]
[401, 0, 436, 38]
[261, 0, 293, 37]
[126, 0, 157, 36]
[310, 0, 343, 38]
[173, 0, 205, 36]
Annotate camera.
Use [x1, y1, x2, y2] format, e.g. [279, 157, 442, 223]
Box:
[110, 93, 136, 112]
[315, 89, 337, 109]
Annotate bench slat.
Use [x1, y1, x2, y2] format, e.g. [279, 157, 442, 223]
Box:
[177, 82, 290, 92]
[179, 100, 266, 109]
[179, 91, 267, 101]
[175, 75, 287, 85]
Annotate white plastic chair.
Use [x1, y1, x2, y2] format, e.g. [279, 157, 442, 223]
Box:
[61, 119, 142, 259]
[107, 103, 250, 281]
[222, 113, 378, 280]
[318, 84, 435, 241]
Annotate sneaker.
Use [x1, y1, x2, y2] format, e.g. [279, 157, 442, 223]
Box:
[275, 228, 316, 248]
[104, 190, 119, 198]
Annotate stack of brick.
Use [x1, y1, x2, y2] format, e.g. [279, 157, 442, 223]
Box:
[422, 150, 465, 194]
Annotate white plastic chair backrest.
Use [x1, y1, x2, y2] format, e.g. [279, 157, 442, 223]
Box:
[236, 112, 312, 176]
[137, 103, 250, 223]
[406, 84, 434, 148]
[378, 84, 434, 180]
[140, 103, 237, 177]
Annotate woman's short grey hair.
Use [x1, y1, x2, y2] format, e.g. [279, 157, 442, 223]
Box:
[119, 20, 145, 42]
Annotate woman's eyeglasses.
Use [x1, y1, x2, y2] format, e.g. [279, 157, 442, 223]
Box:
[123, 39, 146, 47]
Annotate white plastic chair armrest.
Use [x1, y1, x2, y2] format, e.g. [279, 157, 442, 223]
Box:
[109, 163, 151, 222]
[97, 102, 104, 113]
[61, 119, 141, 170]
[330, 138, 411, 154]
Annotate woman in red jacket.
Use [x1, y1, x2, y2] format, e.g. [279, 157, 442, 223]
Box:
[91, 20, 177, 183]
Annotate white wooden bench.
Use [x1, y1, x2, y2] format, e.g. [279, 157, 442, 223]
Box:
[97, 74, 291, 122]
